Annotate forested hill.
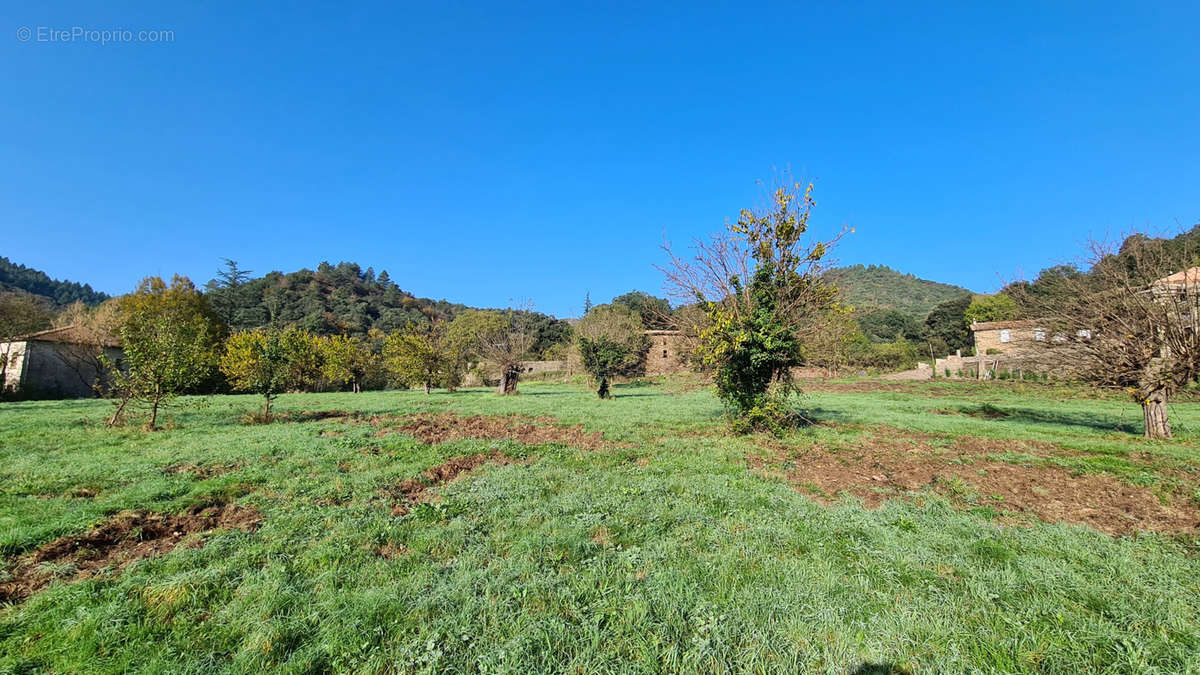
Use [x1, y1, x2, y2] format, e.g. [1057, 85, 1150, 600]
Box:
[825, 264, 972, 316]
[0, 257, 109, 306]
[204, 260, 569, 352]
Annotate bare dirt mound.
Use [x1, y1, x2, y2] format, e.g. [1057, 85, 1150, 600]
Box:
[367, 412, 611, 449]
[0, 503, 261, 604]
[383, 451, 520, 516]
[751, 441, 1200, 536]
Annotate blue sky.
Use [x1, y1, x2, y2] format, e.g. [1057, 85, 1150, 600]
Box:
[3, 2, 1197, 318]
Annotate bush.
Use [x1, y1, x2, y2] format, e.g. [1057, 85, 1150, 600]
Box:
[727, 394, 798, 436]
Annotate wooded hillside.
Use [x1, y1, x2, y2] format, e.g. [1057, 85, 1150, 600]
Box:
[826, 264, 971, 316]
[204, 260, 570, 356]
[0, 257, 109, 306]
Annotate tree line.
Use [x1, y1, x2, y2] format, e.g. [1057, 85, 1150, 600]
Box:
[34, 272, 672, 428]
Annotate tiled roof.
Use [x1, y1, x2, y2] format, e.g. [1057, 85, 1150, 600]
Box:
[1152, 267, 1200, 287]
[970, 320, 1042, 331]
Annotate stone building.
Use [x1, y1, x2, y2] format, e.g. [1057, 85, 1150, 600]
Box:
[0, 326, 121, 398]
[970, 320, 1047, 356]
[643, 329, 690, 376]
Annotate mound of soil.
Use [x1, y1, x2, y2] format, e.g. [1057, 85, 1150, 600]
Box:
[383, 451, 520, 516]
[751, 438, 1200, 536]
[367, 412, 611, 449]
[0, 503, 261, 604]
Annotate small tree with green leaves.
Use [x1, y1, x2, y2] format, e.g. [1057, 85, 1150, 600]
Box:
[575, 305, 647, 398]
[320, 332, 382, 393]
[661, 174, 846, 432]
[383, 322, 459, 394]
[105, 276, 224, 429]
[964, 293, 1019, 324]
[221, 326, 321, 421]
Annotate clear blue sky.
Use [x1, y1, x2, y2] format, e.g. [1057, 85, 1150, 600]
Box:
[3, 2, 1197, 318]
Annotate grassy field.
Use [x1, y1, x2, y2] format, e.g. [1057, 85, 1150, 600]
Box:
[1, 379, 1198, 673]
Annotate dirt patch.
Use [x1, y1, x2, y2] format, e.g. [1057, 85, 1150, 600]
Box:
[363, 412, 613, 449]
[751, 441, 1200, 536]
[0, 503, 261, 604]
[162, 462, 240, 480]
[375, 543, 407, 558]
[382, 451, 521, 516]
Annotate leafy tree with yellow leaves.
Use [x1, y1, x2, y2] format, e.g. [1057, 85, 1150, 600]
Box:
[320, 331, 383, 393]
[383, 321, 460, 394]
[221, 326, 321, 421]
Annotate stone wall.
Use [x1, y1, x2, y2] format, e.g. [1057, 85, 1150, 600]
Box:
[1, 340, 121, 398]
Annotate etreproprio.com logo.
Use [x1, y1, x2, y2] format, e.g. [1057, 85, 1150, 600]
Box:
[16, 25, 174, 45]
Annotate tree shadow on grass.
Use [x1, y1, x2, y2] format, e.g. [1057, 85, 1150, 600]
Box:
[960, 405, 1140, 435]
[794, 406, 855, 424]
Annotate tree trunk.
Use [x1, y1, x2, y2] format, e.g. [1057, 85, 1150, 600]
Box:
[263, 395, 272, 423]
[148, 397, 160, 431]
[1142, 388, 1171, 439]
[424, 381, 431, 395]
[499, 366, 519, 395]
[106, 395, 131, 428]
[597, 375, 610, 399]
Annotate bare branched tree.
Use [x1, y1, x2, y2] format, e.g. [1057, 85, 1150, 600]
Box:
[658, 174, 848, 349]
[448, 304, 537, 395]
[1010, 231, 1200, 438]
[49, 301, 122, 395]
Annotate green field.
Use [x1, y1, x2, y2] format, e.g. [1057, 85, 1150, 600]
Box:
[2, 380, 1199, 673]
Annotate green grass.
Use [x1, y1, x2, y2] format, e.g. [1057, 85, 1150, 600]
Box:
[1, 380, 1199, 673]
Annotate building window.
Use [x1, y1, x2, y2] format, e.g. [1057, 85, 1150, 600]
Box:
[1077, 329, 1092, 339]
[1033, 329, 1046, 341]
[999, 329, 1011, 343]
[662, 350, 668, 358]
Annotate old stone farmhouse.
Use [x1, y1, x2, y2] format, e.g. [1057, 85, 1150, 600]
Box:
[935, 267, 1200, 378]
[972, 319, 1050, 356]
[0, 326, 121, 398]
[643, 329, 690, 375]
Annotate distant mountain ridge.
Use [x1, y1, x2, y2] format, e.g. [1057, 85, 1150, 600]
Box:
[0, 256, 110, 306]
[825, 264, 971, 317]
